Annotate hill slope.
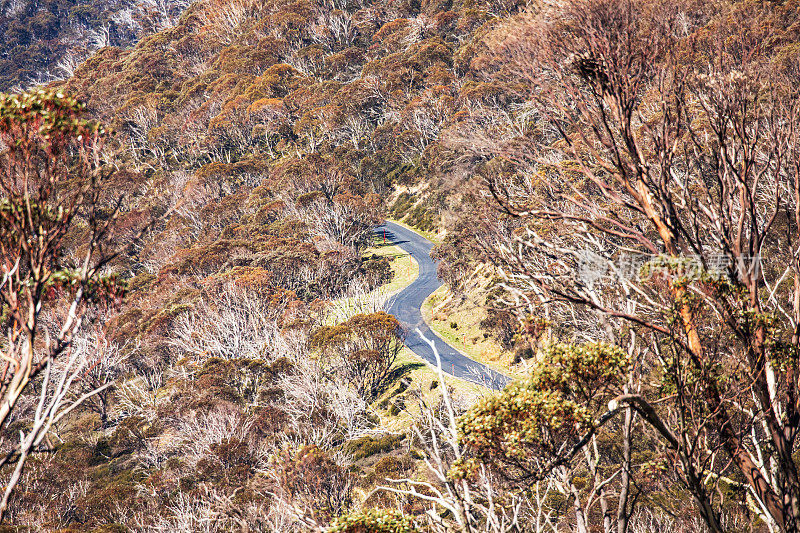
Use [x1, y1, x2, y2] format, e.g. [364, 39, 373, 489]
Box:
[0, 0, 191, 89]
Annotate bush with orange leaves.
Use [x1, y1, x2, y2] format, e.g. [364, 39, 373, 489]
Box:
[311, 312, 403, 401]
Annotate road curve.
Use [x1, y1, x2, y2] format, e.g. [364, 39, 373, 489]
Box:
[378, 222, 509, 390]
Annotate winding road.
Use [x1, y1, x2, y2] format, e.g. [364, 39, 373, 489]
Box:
[378, 222, 510, 390]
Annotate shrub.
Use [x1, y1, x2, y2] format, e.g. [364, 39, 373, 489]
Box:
[329, 508, 420, 533]
[345, 434, 406, 461]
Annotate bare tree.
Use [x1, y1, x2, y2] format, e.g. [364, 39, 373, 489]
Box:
[197, 0, 262, 46]
[378, 331, 550, 533]
[54, 51, 83, 80]
[171, 286, 286, 362]
[456, 0, 800, 530]
[65, 329, 130, 427]
[288, 193, 379, 252]
[134, 0, 195, 33]
[88, 24, 111, 49]
[0, 332, 122, 514]
[0, 90, 150, 519]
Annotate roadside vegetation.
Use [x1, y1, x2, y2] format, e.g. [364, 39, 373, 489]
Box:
[422, 285, 518, 376]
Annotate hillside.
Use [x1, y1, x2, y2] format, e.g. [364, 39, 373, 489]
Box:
[0, 0, 521, 528]
[3, 0, 800, 531]
[0, 0, 191, 90]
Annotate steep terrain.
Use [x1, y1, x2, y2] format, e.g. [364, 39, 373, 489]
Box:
[0, 0, 524, 528]
[5, 0, 800, 530]
[0, 0, 194, 90]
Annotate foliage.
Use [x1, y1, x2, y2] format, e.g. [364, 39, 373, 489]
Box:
[0, 88, 141, 519]
[10, 0, 800, 530]
[328, 508, 421, 533]
[312, 312, 404, 401]
[0, 0, 190, 90]
[446, 0, 800, 530]
[273, 444, 354, 524]
[457, 342, 628, 483]
[0, 0, 516, 526]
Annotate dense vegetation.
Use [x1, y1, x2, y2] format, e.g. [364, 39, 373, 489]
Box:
[3, 0, 800, 531]
[0, 0, 191, 90]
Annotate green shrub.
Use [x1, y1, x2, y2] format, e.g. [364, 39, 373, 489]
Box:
[329, 508, 420, 532]
[389, 192, 414, 218]
[345, 434, 405, 461]
[405, 204, 435, 232]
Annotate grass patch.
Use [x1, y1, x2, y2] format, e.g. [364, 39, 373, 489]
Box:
[422, 286, 521, 378]
[345, 433, 406, 461]
[372, 345, 487, 432]
[366, 236, 419, 296]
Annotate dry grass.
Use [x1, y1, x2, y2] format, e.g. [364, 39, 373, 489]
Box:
[422, 285, 521, 378]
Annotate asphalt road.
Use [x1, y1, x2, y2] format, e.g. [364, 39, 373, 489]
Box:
[377, 222, 510, 390]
